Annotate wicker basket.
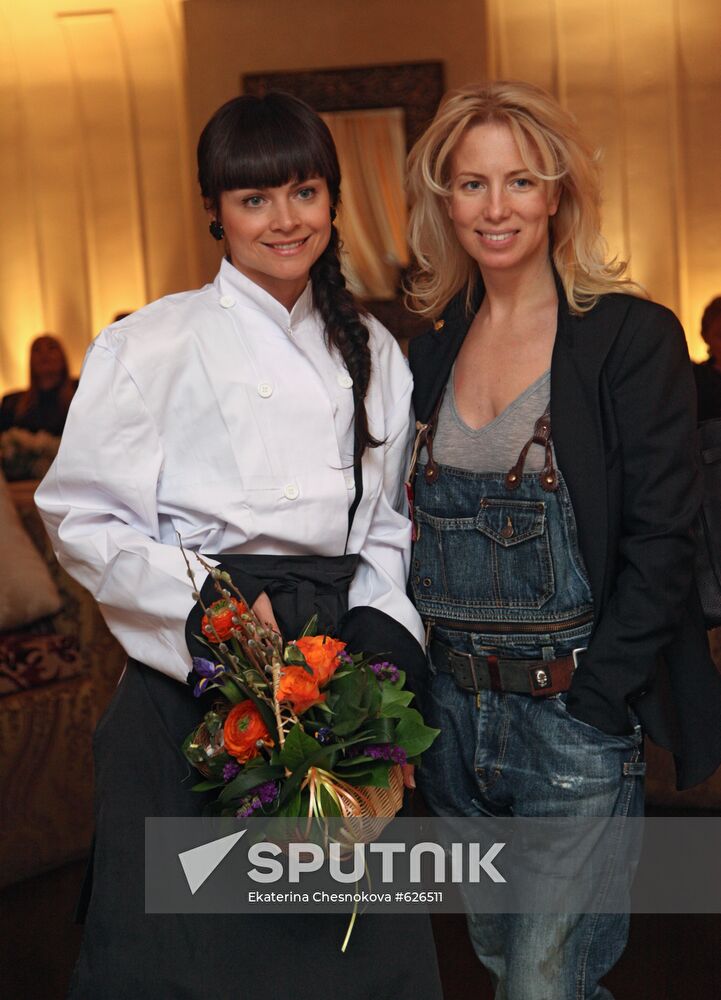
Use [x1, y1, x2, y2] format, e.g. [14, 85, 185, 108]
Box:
[188, 718, 225, 779]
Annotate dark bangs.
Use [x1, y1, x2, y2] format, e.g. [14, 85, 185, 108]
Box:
[197, 92, 340, 207]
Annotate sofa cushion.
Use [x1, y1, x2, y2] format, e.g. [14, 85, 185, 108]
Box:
[0, 631, 82, 695]
[0, 470, 62, 630]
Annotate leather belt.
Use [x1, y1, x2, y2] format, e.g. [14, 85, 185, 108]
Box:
[430, 638, 586, 698]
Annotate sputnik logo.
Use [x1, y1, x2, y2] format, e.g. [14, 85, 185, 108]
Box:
[178, 829, 247, 894]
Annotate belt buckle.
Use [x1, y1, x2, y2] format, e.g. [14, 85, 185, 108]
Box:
[453, 649, 479, 693]
[571, 647, 587, 670]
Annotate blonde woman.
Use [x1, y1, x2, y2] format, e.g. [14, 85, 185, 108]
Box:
[405, 80, 721, 998]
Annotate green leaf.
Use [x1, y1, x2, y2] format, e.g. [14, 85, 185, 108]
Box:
[283, 644, 313, 672]
[191, 779, 225, 792]
[277, 723, 323, 771]
[334, 754, 375, 768]
[275, 788, 303, 816]
[216, 676, 247, 705]
[393, 708, 441, 757]
[330, 712, 368, 738]
[339, 762, 392, 788]
[325, 667, 380, 735]
[219, 762, 284, 804]
[298, 614, 319, 638]
[380, 685, 414, 716]
[355, 718, 397, 743]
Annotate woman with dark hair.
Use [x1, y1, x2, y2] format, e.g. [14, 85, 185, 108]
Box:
[36, 93, 441, 999]
[0, 334, 76, 436]
[405, 80, 721, 997]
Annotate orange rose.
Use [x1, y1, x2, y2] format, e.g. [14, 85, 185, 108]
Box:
[277, 665, 324, 715]
[294, 635, 347, 687]
[201, 597, 248, 643]
[223, 701, 272, 763]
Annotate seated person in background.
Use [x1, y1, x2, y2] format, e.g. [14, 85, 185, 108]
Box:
[693, 296, 721, 422]
[0, 334, 77, 436]
[0, 335, 77, 480]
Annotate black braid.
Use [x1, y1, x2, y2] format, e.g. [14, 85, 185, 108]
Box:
[311, 225, 383, 453]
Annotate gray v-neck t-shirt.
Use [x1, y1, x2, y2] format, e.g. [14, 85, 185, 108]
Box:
[421, 367, 552, 473]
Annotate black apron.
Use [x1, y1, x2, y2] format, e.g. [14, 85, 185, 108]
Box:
[69, 552, 439, 999]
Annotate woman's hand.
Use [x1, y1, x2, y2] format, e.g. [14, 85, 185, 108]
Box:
[251, 591, 280, 635]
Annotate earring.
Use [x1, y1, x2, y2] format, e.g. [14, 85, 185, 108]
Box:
[209, 219, 224, 241]
[330, 207, 337, 223]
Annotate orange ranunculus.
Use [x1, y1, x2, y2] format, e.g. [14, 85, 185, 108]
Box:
[294, 636, 347, 687]
[277, 665, 324, 715]
[223, 701, 272, 763]
[201, 597, 248, 643]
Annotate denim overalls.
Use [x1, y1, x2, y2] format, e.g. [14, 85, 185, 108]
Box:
[412, 422, 594, 660]
[411, 407, 645, 1000]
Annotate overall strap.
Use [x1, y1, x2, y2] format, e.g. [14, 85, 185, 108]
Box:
[405, 387, 447, 491]
[404, 388, 446, 541]
[505, 405, 559, 492]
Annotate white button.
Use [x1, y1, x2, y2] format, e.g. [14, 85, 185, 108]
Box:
[257, 382, 273, 398]
[283, 484, 299, 500]
[287, 325, 293, 336]
[345, 476, 355, 490]
[219, 295, 235, 308]
[337, 373, 353, 389]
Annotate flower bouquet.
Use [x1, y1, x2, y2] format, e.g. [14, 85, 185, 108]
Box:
[181, 556, 439, 826]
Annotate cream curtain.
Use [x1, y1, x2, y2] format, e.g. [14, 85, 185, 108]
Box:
[321, 108, 409, 300]
[485, 0, 721, 360]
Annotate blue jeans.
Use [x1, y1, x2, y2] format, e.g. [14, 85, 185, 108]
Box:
[418, 665, 645, 1000]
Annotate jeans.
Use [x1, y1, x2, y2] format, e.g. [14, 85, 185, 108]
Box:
[418, 664, 645, 1000]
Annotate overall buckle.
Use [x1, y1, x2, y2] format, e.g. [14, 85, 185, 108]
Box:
[572, 647, 587, 669]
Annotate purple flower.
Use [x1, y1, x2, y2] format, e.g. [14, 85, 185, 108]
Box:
[337, 650, 354, 666]
[191, 656, 225, 697]
[193, 656, 219, 678]
[315, 727, 335, 745]
[223, 761, 241, 782]
[235, 781, 278, 818]
[348, 743, 407, 765]
[370, 660, 400, 683]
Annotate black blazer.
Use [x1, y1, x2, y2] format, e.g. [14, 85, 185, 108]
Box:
[409, 280, 721, 790]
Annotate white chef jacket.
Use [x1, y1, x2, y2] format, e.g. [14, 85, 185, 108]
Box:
[35, 259, 424, 682]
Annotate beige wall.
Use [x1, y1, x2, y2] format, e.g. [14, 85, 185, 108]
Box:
[3, 0, 719, 396]
[488, 0, 721, 360]
[0, 0, 199, 395]
[183, 0, 489, 282]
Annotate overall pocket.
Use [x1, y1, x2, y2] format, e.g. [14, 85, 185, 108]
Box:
[412, 497, 555, 610]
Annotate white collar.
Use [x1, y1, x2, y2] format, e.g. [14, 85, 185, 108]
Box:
[216, 257, 314, 329]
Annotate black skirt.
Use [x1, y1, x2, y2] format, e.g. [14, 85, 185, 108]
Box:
[69, 555, 440, 999]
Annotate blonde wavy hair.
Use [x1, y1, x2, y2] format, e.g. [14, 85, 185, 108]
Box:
[406, 80, 643, 317]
